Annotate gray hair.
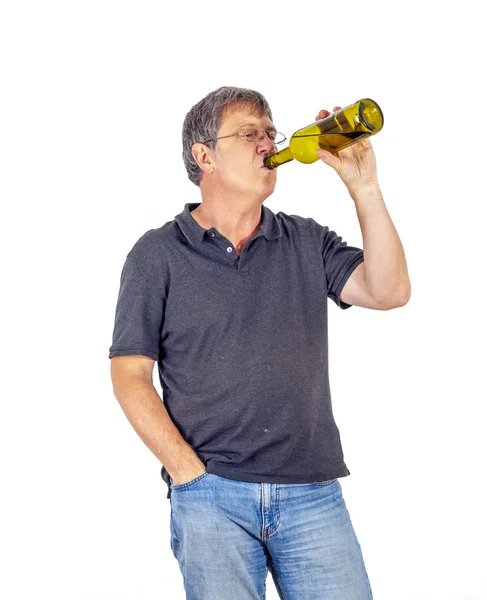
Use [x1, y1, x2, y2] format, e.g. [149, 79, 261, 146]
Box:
[182, 86, 273, 187]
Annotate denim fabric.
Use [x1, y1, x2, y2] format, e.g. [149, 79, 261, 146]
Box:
[169, 472, 373, 599]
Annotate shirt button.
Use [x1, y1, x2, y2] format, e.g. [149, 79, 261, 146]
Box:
[209, 231, 215, 237]
[226, 247, 233, 253]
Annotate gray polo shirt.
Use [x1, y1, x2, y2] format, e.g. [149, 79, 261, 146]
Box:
[108, 202, 364, 499]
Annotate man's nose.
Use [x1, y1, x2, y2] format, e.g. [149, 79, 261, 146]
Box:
[257, 132, 276, 153]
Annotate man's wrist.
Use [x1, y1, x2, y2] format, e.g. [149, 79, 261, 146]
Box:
[347, 181, 381, 200]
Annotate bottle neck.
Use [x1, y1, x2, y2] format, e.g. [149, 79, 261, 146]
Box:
[263, 146, 294, 170]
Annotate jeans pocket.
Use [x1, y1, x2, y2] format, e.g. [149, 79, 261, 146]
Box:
[170, 470, 209, 491]
[310, 478, 337, 486]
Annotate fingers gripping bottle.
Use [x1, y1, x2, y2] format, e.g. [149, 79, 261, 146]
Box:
[263, 98, 384, 170]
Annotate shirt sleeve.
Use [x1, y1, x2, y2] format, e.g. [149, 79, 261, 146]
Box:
[108, 256, 166, 360]
[321, 227, 364, 310]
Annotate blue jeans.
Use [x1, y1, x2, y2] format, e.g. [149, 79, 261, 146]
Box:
[169, 472, 373, 599]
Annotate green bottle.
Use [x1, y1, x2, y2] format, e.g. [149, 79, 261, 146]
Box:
[263, 98, 384, 170]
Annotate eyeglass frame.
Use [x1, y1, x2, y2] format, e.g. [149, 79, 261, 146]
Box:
[201, 129, 287, 146]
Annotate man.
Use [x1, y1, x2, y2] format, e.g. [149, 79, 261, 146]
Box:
[109, 86, 410, 599]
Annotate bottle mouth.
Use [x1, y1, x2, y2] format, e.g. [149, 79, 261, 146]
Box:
[358, 99, 384, 132]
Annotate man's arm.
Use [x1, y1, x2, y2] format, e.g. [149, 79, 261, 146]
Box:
[110, 355, 206, 485]
[343, 183, 411, 309]
[340, 262, 408, 310]
[314, 108, 410, 310]
[339, 263, 391, 310]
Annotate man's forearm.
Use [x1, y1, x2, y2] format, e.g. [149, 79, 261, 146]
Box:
[350, 183, 411, 304]
[112, 378, 205, 480]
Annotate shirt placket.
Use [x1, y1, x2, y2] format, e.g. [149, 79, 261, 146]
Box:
[207, 228, 262, 276]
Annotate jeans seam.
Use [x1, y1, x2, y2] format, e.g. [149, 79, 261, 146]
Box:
[267, 551, 287, 600]
[310, 478, 337, 486]
[170, 470, 209, 491]
[170, 509, 179, 542]
[266, 484, 281, 539]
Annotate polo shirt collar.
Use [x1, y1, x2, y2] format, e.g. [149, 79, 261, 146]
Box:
[175, 202, 282, 246]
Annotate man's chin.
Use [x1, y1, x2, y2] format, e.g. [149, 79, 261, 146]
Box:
[258, 184, 276, 202]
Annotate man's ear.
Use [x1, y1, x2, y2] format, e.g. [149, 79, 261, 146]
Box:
[192, 143, 214, 175]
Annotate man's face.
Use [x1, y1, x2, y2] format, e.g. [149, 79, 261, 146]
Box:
[203, 103, 278, 201]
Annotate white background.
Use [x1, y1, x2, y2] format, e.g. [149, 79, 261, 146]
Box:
[1, 1, 485, 598]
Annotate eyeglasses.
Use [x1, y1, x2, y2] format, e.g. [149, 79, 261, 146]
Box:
[202, 129, 287, 146]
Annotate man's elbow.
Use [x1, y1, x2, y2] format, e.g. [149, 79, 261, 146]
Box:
[381, 284, 411, 310]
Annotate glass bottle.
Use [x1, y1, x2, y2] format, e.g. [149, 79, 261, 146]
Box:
[263, 98, 384, 170]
